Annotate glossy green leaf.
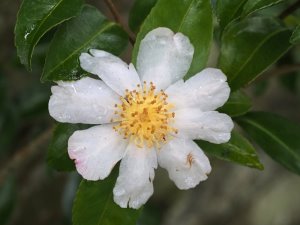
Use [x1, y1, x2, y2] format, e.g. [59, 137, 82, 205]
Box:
[219, 17, 292, 91]
[0, 176, 16, 225]
[290, 25, 300, 44]
[216, 0, 247, 30]
[47, 123, 89, 171]
[197, 131, 263, 170]
[219, 90, 252, 117]
[129, 0, 157, 32]
[236, 112, 300, 175]
[73, 169, 141, 225]
[15, 0, 83, 70]
[42, 5, 128, 82]
[132, 0, 213, 79]
[242, 0, 284, 17]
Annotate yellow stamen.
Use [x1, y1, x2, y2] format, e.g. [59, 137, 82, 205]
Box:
[112, 82, 177, 148]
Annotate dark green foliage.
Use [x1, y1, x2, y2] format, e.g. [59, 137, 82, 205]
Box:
[237, 112, 300, 175]
[129, 0, 158, 32]
[73, 169, 141, 225]
[198, 131, 263, 170]
[42, 5, 128, 82]
[219, 91, 252, 117]
[219, 17, 292, 91]
[15, 0, 83, 69]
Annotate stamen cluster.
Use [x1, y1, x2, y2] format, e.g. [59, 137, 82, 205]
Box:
[112, 81, 177, 148]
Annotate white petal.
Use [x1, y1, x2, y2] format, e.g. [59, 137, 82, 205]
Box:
[68, 124, 128, 181]
[158, 138, 211, 190]
[166, 68, 230, 111]
[80, 49, 141, 95]
[49, 77, 119, 124]
[174, 108, 234, 144]
[113, 144, 157, 209]
[137, 27, 194, 91]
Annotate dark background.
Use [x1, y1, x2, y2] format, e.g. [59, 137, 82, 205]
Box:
[1, 0, 300, 225]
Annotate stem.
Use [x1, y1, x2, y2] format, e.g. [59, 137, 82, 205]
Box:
[103, 0, 136, 45]
[268, 64, 300, 76]
[279, 0, 300, 19]
[258, 64, 300, 82]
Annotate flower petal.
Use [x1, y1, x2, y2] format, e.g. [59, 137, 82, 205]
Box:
[166, 68, 230, 111]
[113, 144, 157, 209]
[80, 49, 141, 95]
[49, 77, 119, 124]
[158, 138, 211, 190]
[68, 124, 128, 181]
[136, 27, 194, 91]
[174, 108, 234, 144]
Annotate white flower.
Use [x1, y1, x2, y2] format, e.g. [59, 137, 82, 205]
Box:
[48, 27, 234, 209]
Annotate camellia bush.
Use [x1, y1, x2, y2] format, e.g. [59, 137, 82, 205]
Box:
[14, 0, 300, 224]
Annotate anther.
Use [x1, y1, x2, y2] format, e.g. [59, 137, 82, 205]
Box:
[111, 81, 177, 148]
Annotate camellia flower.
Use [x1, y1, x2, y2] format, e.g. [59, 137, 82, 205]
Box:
[48, 27, 234, 209]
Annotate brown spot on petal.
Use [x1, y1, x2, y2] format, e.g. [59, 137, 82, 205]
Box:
[186, 153, 195, 168]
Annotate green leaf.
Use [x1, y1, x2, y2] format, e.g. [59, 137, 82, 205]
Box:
[197, 131, 264, 170]
[219, 17, 292, 91]
[73, 168, 141, 225]
[47, 123, 89, 171]
[216, 0, 248, 30]
[42, 5, 128, 82]
[290, 25, 300, 44]
[236, 112, 300, 175]
[15, 0, 83, 70]
[242, 0, 284, 17]
[0, 176, 16, 225]
[132, 0, 213, 79]
[129, 0, 157, 33]
[219, 90, 252, 117]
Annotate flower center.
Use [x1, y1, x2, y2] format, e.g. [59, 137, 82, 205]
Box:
[111, 81, 178, 148]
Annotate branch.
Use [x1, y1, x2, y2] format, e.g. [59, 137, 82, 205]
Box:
[279, 0, 300, 19]
[103, 0, 136, 45]
[256, 64, 300, 82]
[266, 63, 300, 77]
[0, 127, 53, 185]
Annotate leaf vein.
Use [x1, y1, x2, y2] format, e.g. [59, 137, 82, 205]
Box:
[29, 0, 65, 60]
[241, 118, 300, 161]
[229, 28, 288, 82]
[44, 22, 115, 78]
[177, 0, 195, 31]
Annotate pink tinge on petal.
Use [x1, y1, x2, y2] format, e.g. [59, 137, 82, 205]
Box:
[74, 159, 81, 166]
[67, 125, 128, 181]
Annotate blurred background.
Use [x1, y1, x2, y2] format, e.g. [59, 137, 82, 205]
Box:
[1, 0, 300, 225]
